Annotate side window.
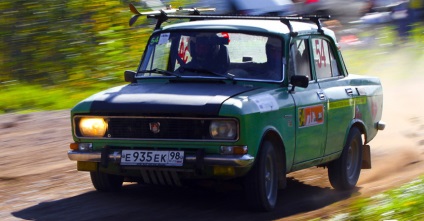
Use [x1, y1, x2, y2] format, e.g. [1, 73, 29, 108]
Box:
[289, 39, 312, 81]
[312, 38, 340, 79]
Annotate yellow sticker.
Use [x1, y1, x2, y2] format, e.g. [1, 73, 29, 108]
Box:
[355, 97, 367, 105]
[329, 99, 353, 110]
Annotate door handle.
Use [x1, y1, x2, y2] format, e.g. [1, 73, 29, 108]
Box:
[317, 92, 325, 100]
[345, 88, 353, 96]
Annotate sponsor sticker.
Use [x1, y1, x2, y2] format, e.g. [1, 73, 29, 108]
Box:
[329, 99, 353, 110]
[158, 33, 170, 45]
[251, 94, 279, 113]
[328, 97, 366, 110]
[299, 105, 324, 127]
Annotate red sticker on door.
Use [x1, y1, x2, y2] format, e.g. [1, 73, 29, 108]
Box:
[298, 105, 324, 128]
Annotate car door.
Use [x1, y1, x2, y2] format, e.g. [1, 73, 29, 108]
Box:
[289, 38, 328, 165]
[311, 37, 355, 156]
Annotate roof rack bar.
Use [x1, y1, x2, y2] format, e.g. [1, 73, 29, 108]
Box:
[301, 15, 331, 33]
[280, 19, 298, 37]
[154, 10, 168, 30]
[146, 14, 330, 33]
[146, 14, 330, 22]
[129, 4, 331, 33]
[128, 3, 215, 28]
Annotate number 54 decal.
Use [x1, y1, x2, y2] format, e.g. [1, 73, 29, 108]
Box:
[314, 39, 327, 68]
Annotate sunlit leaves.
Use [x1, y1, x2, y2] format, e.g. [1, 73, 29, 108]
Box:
[327, 176, 424, 221]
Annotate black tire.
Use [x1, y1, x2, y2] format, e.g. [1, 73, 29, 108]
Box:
[90, 171, 124, 192]
[328, 127, 363, 190]
[244, 140, 278, 211]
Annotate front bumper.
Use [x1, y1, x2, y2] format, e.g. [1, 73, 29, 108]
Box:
[67, 150, 255, 167]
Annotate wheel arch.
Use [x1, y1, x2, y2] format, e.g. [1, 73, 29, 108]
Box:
[260, 128, 287, 188]
[349, 119, 373, 169]
[348, 119, 367, 145]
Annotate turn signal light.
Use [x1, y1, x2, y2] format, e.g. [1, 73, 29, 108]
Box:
[213, 166, 235, 176]
[220, 146, 247, 155]
[70, 143, 79, 150]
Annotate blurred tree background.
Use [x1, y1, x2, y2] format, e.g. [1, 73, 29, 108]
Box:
[0, 0, 194, 113]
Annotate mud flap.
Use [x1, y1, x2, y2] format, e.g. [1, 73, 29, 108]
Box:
[361, 145, 371, 169]
[101, 146, 110, 168]
[195, 149, 205, 175]
[278, 174, 287, 189]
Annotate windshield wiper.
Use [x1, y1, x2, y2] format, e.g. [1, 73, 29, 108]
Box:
[180, 67, 234, 80]
[139, 68, 181, 78]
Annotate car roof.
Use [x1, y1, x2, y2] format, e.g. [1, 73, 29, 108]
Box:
[162, 19, 321, 35]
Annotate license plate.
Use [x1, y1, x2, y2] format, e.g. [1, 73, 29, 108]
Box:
[121, 150, 184, 166]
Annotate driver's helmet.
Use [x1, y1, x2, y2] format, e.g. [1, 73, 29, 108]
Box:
[190, 34, 220, 62]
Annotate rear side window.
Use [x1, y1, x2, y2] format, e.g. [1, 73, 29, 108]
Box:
[312, 38, 340, 79]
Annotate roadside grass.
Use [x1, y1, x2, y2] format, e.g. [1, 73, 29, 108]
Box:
[322, 176, 424, 221]
[0, 80, 123, 114]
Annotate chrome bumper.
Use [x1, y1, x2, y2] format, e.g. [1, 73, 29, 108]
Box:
[68, 150, 255, 167]
[376, 121, 386, 130]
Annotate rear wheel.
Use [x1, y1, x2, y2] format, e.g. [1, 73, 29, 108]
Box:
[244, 140, 278, 211]
[90, 171, 124, 192]
[328, 127, 363, 190]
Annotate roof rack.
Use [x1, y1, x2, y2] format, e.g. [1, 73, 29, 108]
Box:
[128, 3, 330, 35]
[129, 3, 216, 28]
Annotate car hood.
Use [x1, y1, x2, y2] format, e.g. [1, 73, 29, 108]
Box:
[87, 82, 257, 116]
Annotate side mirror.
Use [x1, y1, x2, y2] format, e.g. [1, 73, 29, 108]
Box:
[290, 75, 309, 93]
[124, 70, 137, 83]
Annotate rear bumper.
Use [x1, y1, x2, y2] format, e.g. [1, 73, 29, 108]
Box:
[376, 121, 386, 130]
[68, 150, 255, 167]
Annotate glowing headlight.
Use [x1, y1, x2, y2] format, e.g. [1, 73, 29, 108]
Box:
[79, 118, 108, 137]
[209, 120, 237, 140]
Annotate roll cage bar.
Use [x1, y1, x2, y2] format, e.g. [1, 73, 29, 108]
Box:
[128, 3, 330, 35]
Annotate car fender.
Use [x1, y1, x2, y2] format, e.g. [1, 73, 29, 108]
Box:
[346, 118, 367, 145]
[258, 126, 289, 182]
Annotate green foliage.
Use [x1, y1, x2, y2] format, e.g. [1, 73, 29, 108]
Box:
[0, 0, 148, 85]
[325, 176, 424, 221]
[0, 0, 197, 113]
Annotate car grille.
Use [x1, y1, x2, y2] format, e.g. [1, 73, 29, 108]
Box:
[107, 118, 208, 139]
[74, 116, 237, 141]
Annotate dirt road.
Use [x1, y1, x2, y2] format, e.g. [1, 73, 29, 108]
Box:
[1, 45, 424, 220]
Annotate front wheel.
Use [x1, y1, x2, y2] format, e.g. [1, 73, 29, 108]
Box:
[244, 140, 278, 211]
[328, 127, 363, 190]
[90, 171, 124, 192]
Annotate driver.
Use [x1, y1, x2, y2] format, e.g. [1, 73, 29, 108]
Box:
[192, 36, 220, 65]
[263, 37, 283, 80]
[183, 34, 229, 73]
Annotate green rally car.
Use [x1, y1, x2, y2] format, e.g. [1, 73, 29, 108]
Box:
[68, 6, 385, 212]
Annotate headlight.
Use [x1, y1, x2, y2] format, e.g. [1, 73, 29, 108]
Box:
[209, 120, 237, 140]
[79, 117, 108, 137]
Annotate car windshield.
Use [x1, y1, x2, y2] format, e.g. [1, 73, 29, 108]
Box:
[138, 31, 284, 82]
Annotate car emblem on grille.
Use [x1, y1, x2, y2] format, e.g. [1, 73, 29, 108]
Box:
[149, 122, 161, 134]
